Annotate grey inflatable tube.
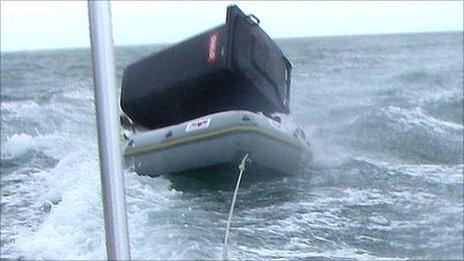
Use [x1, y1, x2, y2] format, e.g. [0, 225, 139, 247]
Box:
[123, 110, 311, 177]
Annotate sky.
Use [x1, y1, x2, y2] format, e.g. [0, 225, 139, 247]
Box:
[1, 1, 463, 52]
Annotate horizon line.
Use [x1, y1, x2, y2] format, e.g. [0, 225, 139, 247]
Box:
[1, 30, 462, 54]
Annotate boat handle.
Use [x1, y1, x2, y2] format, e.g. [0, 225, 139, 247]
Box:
[246, 14, 260, 26]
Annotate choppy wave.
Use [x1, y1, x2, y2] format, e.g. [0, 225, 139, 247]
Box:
[342, 106, 463, 163]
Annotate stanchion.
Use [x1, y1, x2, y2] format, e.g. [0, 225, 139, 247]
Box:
[88, 1, 131, 260]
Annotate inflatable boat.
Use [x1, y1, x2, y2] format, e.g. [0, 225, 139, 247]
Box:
[123, 111, 310, 176]
[120, 5, 311, 177]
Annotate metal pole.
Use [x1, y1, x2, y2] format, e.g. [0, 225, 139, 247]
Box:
[88, 1, 131, 260]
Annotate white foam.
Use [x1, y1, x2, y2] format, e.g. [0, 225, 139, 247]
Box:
[365, 157, 464, 185]
[8, 143, 185, 260]
[385, 106, 463, 133]
[2, 133, 36, 158]
[1, 132, 72, 160]
[1, 100, 41, 113]
[10, 147, 104, 259]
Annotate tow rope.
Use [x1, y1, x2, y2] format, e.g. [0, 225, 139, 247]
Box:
[222, 153, 250, 260]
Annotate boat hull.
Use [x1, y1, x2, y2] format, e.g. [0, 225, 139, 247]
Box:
[123, 111, 311, 177]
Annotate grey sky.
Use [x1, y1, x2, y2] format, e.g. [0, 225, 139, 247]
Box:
[1, 1, 463, 52]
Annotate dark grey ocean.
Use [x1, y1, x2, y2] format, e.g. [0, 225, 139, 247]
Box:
[1, 32, 463, 260]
